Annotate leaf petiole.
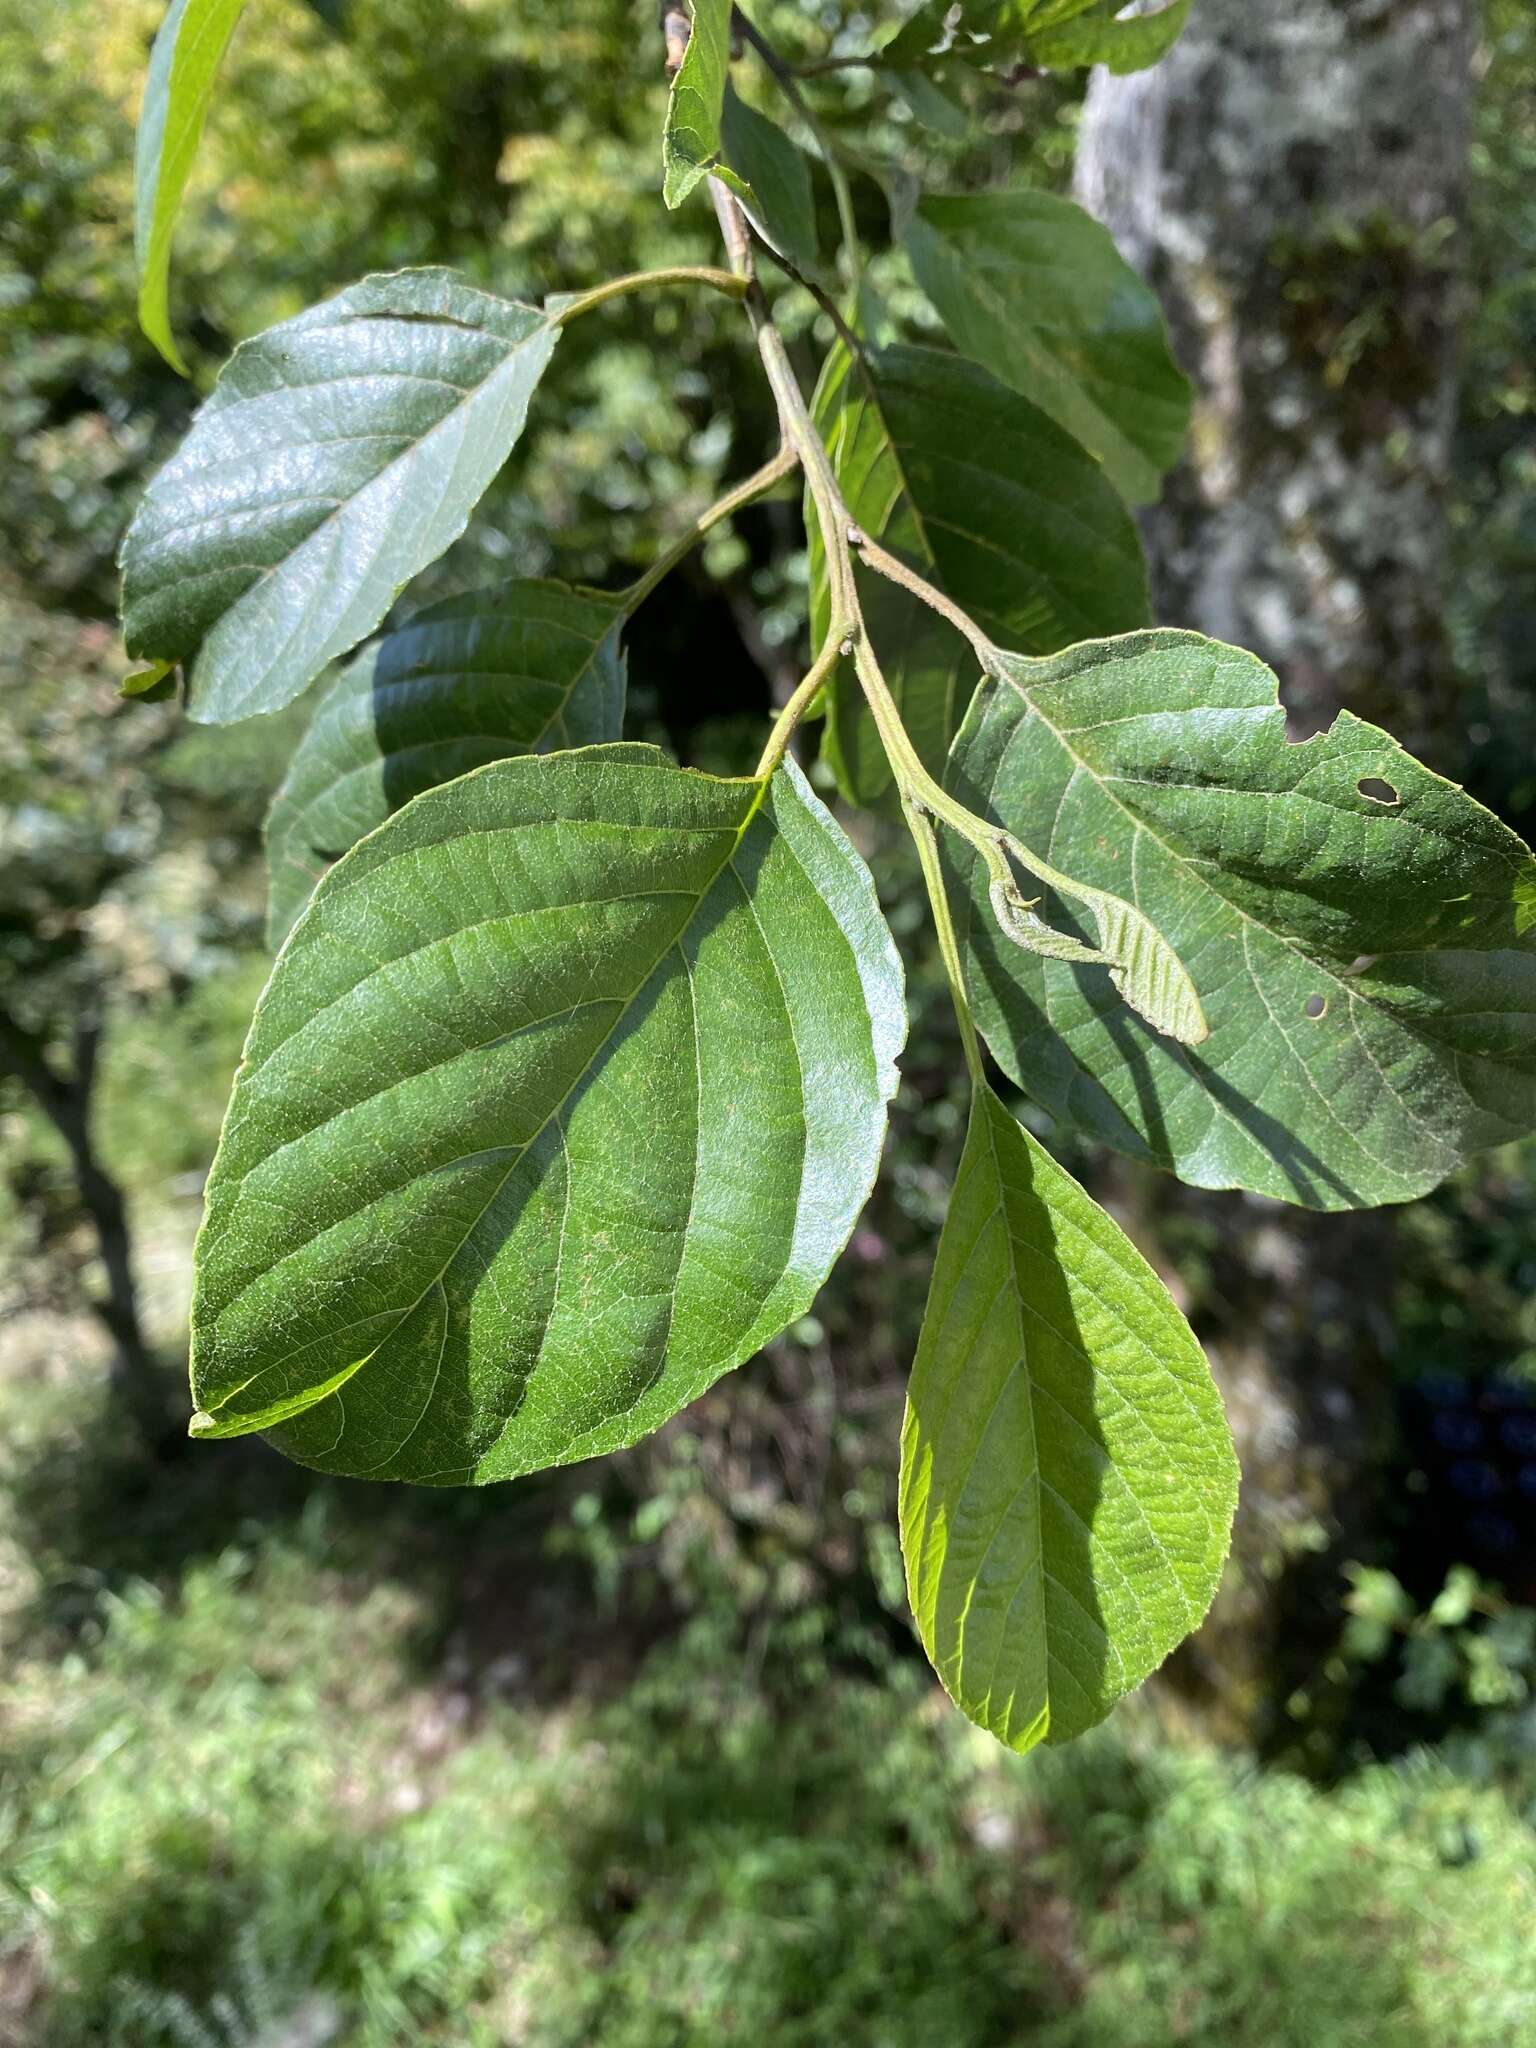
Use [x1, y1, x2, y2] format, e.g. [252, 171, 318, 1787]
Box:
[620, 441, 799, 613]
[549, 264, 749, 327]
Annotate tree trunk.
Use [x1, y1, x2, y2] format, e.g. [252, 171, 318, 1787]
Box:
[1076, 0, 1474, 1756]
[0, 1007, 161, 1426]
[1077, 0, 1472, 753]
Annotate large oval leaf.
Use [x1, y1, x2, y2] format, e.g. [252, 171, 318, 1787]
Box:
[190, 747, 905, 1481]
[264, 581, 627, 946]
[901, 1081, 1235, 1753]
[135, 0, 252, 373]
[947, 631, 1536, 1209]
[810, 343, 1148, 807]
[120, 270, 559, 725]
[904, 190, 1190, 505]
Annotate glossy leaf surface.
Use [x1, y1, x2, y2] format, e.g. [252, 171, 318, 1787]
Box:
[809, 344, 1148, 806]
[191, 748, 905, 1481]
[264, 582, 626, 946]
[120, 270, 559, 725]
[662, 0, 751, 210]
[947, 631, 1536, 1208]
[901, 1082, 1235, 1752]
[135, 0, 251, 372]
[904, 190, 1190, 504]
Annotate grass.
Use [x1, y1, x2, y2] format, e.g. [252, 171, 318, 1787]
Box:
[3, 1365, 1536, 2047]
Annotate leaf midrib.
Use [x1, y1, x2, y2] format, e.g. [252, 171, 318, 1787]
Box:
[200, 775, 776, 1428]
[989, 666, 1481, 1139]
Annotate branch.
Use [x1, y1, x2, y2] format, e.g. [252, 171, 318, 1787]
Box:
[621, 441, 799, 612]
[751, 237, 865, 365]
[731, 6, 864, 291]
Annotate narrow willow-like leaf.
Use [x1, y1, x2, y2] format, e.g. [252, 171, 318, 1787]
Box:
[134, 0, 252, 372]
[264, 581, 627, 946]
[720, 85, 818, 271]
[947, 631, 1536, 1209]
[901, 1081, 1236, 1753]
[808, 344, 1148, 807]
[120, 270, 559, 725]
[663, 0, 752, 211]
[190, 747, 905, 1480]
[904, 190, 1190, 505]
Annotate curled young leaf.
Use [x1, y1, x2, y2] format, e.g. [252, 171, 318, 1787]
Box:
[191, 747, 905, 1481]
[986, 845, 1207, 1047]
[901, 1081, 1236, 1753]
[264, 582, 628, 947]
[120, 270, 560, 725]
[947, 631, 1536, 1208]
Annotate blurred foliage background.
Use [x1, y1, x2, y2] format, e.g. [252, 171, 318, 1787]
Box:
[2, 2, 1536, 2043]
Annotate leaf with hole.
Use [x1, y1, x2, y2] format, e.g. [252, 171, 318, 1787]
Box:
[264, 581, 627, 947]
[120, 269, 560, 725]
[946, 630, 1536, 1208]
[135, 0, 252, 372]
[663, 0, 753, 211]
[901, 1080, 1236, 1752]
[190, 746, 905, 1480]
[904, 190, 1190, 504]
[808, 343, 1148, 808]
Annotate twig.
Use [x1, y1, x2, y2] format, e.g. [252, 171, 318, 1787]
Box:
[622, 442, 798, 613]
[751, 237, 865, 364]
[731, 6, 865, 292]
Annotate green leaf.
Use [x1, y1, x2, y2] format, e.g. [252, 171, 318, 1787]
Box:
[879, 0, 1190, 78]
[134, 0, 252, 373]
[946, 630, 1536, 1209]
[120, 270, 560, 727]
[720, 84, 818, 271]
[663, 0, 753, 211]
[189, 747, 905, 1480]
[120, 659, 178, 703]
[808, 343, 1148, 808]
[888, 68, 973, 141]
[901, 1080, 1236, 1753]
[904, 190, 1190, 505]
[263, 581, 627, 947]
[1028, 0, 1192, 76]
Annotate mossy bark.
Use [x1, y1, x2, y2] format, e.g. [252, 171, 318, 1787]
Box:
[1078, 0, 1471, 753]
